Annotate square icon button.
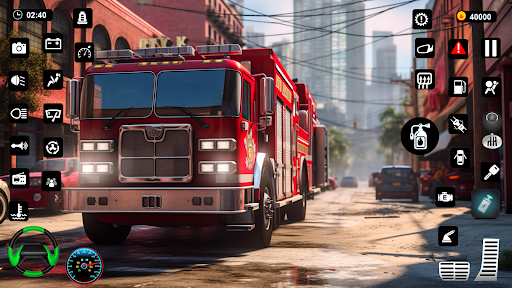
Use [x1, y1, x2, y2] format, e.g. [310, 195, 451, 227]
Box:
[471, 189, 500, 219]
[481, 162, 500, 182]
[415, 69, 435, 90]
[482, 38, 500, 58]
[9, 103, 28, 123]
[482, 77, 501, 97]
[43, 70, 63, 90]
[75, 42, 94, 62]
[450, 148, 470, 168]
[413, 9, 432, 29]
[449, 77, 468, 97]
[9, 201, 29, 221]
[415, 38, 435, 58]
[44, 137, 63, 158]
[43, 103, 63, 124]
[8, 71, 28, 91]
[10, 135, 29, 155]
[438, 226, 458, 246]
[43, 33, 63, 53]
[436, 187, 455, 207]
[10, 38, 29, 58]
[10, 168, 29, 189]
[448, 39, 468, 59]
[42, 171, 61, 191]
[73, 8, 93, 28]
[448, 114, 468, 134]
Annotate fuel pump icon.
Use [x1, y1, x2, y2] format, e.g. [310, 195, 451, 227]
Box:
[410, 123, 430, 150]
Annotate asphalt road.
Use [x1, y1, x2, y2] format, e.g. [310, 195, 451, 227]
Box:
[1, 183, 511, 287]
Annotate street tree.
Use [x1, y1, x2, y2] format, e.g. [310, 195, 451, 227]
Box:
[378, 106, 408, 164]
[0, 30, 52, 120]
[328, 126, 349, 178]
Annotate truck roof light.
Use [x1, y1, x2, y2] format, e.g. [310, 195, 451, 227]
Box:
[196, 44, 242, 56]
[95, 49, 134, 60]
[135, 46, 195, 57]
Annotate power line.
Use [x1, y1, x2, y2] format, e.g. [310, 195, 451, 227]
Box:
[312, 93, 408, 105]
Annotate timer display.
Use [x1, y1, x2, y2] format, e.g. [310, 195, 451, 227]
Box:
[12, 9, 53, 21]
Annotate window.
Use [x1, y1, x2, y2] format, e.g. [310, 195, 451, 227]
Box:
[92, 25, 111, 52]
[0, 0, 8, 37]
[19, 0, 43, 50]
[208, 24, 211, 37]
[51, 9, 71, 77]
[115, 37, 130, 50]
[214, 30, 217, 41]
[242, 80, 251, 121]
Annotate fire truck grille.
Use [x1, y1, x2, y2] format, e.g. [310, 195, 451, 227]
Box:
[119, 124, 193, 182]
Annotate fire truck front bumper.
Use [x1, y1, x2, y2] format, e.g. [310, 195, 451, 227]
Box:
[61, 187, 248, 214]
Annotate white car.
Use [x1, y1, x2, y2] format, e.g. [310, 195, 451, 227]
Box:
[0, 179, 10, 224]
[454, 150, 467, 166]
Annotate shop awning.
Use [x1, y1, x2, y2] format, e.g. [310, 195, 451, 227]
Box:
[423, 130, 452, 159]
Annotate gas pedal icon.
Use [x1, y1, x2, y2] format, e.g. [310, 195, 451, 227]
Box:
[475, 238, 499, 281]
[415, 69, 435, 90]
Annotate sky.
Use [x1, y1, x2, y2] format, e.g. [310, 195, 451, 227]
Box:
[242, 0, 430, 78]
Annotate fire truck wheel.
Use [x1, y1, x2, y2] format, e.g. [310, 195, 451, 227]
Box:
[46, 191, 62, 215]
[83, 213, 132, 245]
[248, 169, 274, 248]
[287, 169, 307, 221]
[0, 191, 7, 225]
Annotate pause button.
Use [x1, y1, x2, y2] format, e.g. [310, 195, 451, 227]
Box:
[482, 38, 500, 58]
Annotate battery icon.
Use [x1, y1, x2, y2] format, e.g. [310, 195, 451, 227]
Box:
[478, 194, 493, 213]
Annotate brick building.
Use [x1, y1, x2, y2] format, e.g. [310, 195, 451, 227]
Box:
[0, 0, 164, 175]
[117, 0, 243, 47]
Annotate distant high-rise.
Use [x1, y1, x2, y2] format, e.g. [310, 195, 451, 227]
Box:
[245, 25, 265, 48]
[229, 0, 244, 15]
[294, 0, 347, 125]
[272, 38, 294, 79]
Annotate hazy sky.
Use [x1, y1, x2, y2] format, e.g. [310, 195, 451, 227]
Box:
[243, 0, 430, 78]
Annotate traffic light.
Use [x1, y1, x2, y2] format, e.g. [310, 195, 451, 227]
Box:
[353, 121, 357, 129]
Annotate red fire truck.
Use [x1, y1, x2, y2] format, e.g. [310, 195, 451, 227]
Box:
[63, 44, 329, 247]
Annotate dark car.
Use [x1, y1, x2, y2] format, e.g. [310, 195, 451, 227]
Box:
[368, 172, 379, 187]
[420, 168, 436, 196]
[445, 167, 474, 199]
[340, 176, 358, 187]
[376, 166, 419, 203]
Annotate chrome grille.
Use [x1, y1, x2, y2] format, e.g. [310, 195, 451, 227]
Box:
[119, 124, 192, 182]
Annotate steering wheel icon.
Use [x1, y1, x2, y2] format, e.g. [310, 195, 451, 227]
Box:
[8, 226, 59, 277]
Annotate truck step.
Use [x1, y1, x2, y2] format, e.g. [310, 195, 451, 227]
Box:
[226, 224, 255, 232]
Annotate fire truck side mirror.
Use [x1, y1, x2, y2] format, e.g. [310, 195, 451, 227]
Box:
[66, 79, 80, 119]
[260, 77, 275, 116]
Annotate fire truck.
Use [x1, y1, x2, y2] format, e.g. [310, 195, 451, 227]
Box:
[63, 44, 329, 247]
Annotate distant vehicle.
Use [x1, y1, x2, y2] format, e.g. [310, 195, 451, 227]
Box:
[0, 179, 10, 224]
[444, 167, 474, 199]
[368, 172, 379, 187]
[420, 169, 437, 196]
[375, 166, 419, 203]
[328, 177, 337, 190]
[0, 158, 79, 214]
[340, 176, 358, 188]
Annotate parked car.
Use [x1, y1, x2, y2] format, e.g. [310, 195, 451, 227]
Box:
[328, 177, 337, 190]
[444, 167, 474, 199]
[0, 179, 10, 224]
[368, 172, 379, 187]
[375, 166, 419, 203]
[0, 158, 79, 214]
[420, 168, 437, 196]
[340, 176, 358, 187]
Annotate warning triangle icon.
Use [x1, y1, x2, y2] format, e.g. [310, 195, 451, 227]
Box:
[451, 41, 466, 55]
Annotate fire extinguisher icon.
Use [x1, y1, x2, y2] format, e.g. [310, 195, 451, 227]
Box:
[410, 123, 430, 150]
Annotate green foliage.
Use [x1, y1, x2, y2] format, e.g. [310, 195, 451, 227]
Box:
[328, 126, 349, 176]
[499, 248, 512, 269]
[0, 30, 52, 120]
[378, 106, 408, 157]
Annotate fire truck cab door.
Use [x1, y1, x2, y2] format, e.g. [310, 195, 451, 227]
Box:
[242, 77, 258, 178]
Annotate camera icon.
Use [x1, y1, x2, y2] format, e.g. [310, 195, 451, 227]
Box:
[12, 42, 26, 54]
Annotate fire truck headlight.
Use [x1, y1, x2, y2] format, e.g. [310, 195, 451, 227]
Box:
[96, 164, 111, 173]
[80, 140, 114, 152]
[81, 164, 95, 173]
[200, 163, 215, 173]
[216, 140, 231, 150]
[81, 142, 95, 151]
[96, 142, 112, 151]
[216, 163, 231, 173]
[200, 140, 215, 150]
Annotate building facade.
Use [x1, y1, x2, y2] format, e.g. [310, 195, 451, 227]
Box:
[0, 0, 165, 175]
[117, 0, 243, 47]
[271, 38, 294, 79]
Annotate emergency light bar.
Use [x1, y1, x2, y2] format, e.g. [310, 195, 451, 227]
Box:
[95, 49, 134, 60]
[135, 46, 196, 57]
[196, 44, 242, 56]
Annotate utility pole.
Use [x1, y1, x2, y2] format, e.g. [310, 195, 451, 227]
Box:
[470, 0, 492, 190]
[391, 58, 419, 173]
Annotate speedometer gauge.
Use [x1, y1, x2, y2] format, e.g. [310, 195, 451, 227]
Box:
[66, 247, 103, 285]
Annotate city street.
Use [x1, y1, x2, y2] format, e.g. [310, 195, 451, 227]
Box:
[1, 183, 511, 287]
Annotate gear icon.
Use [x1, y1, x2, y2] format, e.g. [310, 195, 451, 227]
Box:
[415, 12, 429, 26]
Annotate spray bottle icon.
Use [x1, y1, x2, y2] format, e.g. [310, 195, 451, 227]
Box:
[410, 123, 430, 150]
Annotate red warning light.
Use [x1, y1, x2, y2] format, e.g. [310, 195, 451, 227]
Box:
[448, 39, 468, 59]
[451, 41, 466, 55]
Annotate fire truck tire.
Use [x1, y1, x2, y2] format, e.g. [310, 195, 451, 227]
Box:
[248, 168, 274, 248]
[46, 190, 62, 215]
[0, 191, 7, 225]
[287, 168, 307, 221]
[83, 213, 132, 245]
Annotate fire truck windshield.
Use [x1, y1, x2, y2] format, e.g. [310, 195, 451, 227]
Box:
[80, 72, 154, 119]
[155, 69, 241, 117]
